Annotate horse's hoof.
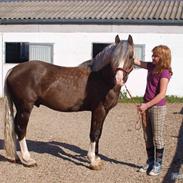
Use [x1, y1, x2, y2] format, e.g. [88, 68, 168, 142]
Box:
[89, 161, 104, 170]
[7, 158, 17, 163]
[6, 155, 20, 163]
[19, 157, 37, 167]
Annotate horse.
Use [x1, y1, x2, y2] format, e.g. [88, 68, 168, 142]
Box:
[4, 35, 134, 170]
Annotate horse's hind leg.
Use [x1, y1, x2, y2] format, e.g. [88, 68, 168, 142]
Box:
[87, 105, 107, 170]
[14, 103, 37, 167]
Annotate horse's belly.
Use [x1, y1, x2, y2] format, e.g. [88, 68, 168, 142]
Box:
[40, 91, 86, 112]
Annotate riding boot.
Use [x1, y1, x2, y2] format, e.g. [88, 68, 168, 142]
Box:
[138, 146, 154, 172]
[149, 148, 164, 176]
[155, 148, 164, 165]
[146, 146, 154, 163]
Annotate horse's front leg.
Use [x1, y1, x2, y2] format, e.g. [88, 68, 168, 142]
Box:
[87, 105, 107, 170]
[87, 141, 102, 170]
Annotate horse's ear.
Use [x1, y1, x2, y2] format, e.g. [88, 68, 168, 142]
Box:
[128, 35, 133, 46]
[115, 35, 120, 44]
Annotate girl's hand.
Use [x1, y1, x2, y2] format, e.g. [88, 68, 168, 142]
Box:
[134, 58, 141, 65]
[137, 103, 149, 113]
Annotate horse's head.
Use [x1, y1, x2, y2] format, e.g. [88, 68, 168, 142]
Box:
[91, 35, 134, 85]
[111, 35, 134, 85]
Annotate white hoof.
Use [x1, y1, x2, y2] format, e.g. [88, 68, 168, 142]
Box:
[19, 155, 37, 167]
[6, 153, 19, 163]
[90, 157, 104, 170]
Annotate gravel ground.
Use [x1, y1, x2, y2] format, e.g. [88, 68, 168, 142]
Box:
[0, 100, 183, 183]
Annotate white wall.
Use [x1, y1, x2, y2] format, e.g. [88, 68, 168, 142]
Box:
[0, 24, 183, 97]
[127, 33, 183, 97]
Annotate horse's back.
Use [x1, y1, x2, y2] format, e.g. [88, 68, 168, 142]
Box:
[8, 61, 51, 86]
[7, 61, 92, 111]
[8, 60, 90, 88]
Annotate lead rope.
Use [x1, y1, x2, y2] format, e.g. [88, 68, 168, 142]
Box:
[124, 84, 143, 130]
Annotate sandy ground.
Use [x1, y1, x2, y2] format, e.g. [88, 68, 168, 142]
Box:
[0, 100, 183, 183]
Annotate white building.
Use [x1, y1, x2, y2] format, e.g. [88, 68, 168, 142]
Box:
[0, 0, 183, 97]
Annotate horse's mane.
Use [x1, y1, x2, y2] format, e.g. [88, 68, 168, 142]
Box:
[78, 43, 116, 72]
[92, 44, 116, 72]
[78, 59, 93, 69]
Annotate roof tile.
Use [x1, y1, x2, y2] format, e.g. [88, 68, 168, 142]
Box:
[0, 0, 183, 24]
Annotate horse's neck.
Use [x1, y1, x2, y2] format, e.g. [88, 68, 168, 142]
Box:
[100, 65, 122, 92]
[98, 65, 115, 85]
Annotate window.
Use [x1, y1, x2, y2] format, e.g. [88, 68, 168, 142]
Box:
[134, 44, 145, 60]
[92, 43, 110, 58]
[92, 43, 145, 68]
[29, 43, 53, 63]
[5, 42, 53, 63]
[134, 44, 145, 69]
[5, 42, 29, 63]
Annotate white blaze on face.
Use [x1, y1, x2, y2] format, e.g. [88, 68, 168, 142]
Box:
[115, 70, 124, 86]
[118, 41, 128, 68]
[115, 41, 128, 86]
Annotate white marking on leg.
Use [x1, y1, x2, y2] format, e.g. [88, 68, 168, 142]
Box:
[87, 142, 102, 170]
[19, 137, 30, 161]
[87, 142, 96, 164]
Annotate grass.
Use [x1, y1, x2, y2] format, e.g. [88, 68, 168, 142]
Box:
[119, 91, 183, 103]
[166, 95, 183, 103]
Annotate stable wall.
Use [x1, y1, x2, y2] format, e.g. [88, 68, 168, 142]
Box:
[0, 24, 182, 97]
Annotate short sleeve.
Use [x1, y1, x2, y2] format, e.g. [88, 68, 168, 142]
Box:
[161, 69, 171, 80]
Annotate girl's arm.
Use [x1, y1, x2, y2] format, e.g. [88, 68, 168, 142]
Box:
[138, 78, 169, 112]
[134, 58, 148, 69]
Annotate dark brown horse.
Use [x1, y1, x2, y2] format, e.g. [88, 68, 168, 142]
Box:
[4, 35, 134, 170]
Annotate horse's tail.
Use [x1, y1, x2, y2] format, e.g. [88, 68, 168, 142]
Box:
[4, 69, 17, 161]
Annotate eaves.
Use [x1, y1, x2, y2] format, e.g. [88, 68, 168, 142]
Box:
[0, 18, 183, 26]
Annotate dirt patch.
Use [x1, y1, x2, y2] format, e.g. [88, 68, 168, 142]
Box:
[0, 100, 183, 183]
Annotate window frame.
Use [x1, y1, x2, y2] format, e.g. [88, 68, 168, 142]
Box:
[134, 44, 145, 61]
[29, 43, 54, 64]
[5, 42, 54, 64]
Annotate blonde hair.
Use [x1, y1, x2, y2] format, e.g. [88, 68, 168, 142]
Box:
[152, 45, 173, 75]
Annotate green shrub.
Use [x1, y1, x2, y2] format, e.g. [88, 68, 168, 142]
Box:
[119, 91, 183, 103]
[166, 95, 183, 103]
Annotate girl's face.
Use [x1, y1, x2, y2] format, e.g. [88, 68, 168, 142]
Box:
[152, 54, 160, 65]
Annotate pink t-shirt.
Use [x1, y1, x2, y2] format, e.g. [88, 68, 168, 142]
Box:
[144, 63, 171, 106]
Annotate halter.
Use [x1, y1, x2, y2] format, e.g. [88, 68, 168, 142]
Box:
[115, 56, 134, 75]
[115, 65, 134, 75]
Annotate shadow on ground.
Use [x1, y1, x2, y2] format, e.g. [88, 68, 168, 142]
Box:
[162, 108, 183, 183]
[0, 138, 140, 170]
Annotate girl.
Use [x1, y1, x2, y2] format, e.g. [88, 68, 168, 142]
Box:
[134, 45, 172, 176]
